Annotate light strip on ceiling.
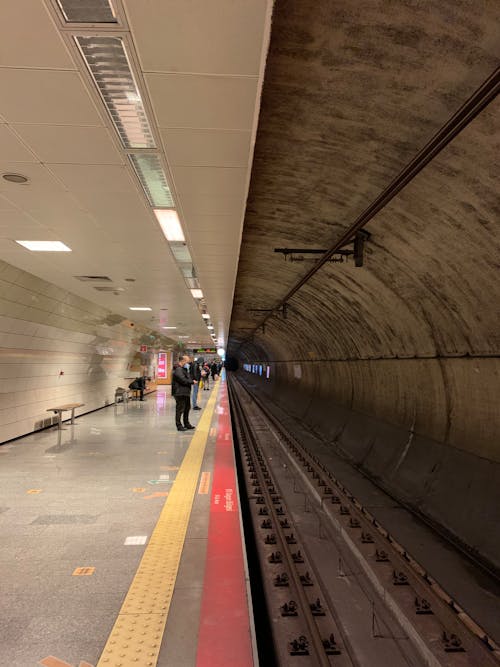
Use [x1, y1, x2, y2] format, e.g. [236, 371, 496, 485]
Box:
[131, 155, 174, 208]
[191, 289, 203, 299]
[154, 209, 184, 242]
[75, 36, 155, 149]
[57, 0, 117, 23]
[16, 240, 71, 252]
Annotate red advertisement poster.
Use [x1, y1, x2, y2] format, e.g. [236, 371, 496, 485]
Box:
[157, 352, 167, 378]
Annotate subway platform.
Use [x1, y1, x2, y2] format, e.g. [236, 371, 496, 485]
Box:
[0, 377, 256, 667]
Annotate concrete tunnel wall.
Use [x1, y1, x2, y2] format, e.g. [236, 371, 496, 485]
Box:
[228, 1, 500, 573]
[235, 348, 500, 573]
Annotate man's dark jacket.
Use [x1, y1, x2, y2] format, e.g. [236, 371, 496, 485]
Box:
[172, 365, 193, 397]
[189, 363, 201, 382]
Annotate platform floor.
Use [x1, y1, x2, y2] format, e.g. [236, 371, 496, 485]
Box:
[0, 377, 255, 667]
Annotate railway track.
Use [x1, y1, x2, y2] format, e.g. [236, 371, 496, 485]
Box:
[228, 375, 500, 667]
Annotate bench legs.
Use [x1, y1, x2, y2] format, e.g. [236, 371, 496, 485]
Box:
[53, 409, 78, 429]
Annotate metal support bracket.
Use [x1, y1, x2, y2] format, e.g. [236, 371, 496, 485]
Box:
[274, 229, 371, 267]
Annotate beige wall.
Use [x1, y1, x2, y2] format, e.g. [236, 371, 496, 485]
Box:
[0, 259, 168, 443]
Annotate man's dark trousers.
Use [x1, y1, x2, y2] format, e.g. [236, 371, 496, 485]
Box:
[175, 395, 191, 428]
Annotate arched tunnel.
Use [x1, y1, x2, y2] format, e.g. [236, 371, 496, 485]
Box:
[0, 1, 498, 664]
[228, 0, 499, 575]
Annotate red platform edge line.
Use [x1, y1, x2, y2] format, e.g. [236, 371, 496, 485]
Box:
[196, 381, 254, 667]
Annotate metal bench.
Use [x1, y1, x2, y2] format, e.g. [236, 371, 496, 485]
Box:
[46, 403, 85, 430]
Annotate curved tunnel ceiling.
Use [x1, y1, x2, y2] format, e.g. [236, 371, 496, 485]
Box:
[229, 2, 500, 460]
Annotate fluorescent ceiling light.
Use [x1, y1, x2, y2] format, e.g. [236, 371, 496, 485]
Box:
[170, 244, 192, 263]
[57, 0, 117, 23]
[16, 240, 71, 252]
[154, 209, 185, 243]
[131, 155, 174, 208]
[191, 289, 203, 299]
[75, 36, 155, 148]
[202, 314, 210, 319]
[162, 326, 177, 329]
[129, 307, 151, 311]
[185, 277, 200, 289]
[207, 325, 214, 330]
[178, 335, 189, 339]
[180, 264, 196, 279]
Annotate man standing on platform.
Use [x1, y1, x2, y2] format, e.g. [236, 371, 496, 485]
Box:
[172, 355, 197, 431]
[190, 356, 202, 410]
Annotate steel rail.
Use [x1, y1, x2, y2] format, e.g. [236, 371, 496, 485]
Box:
[241, 66, 500, 345]
[229, 380, 342, 666]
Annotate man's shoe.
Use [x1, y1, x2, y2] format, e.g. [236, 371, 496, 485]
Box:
[193, 406, 201, 410]
[177, 426, 186, 431]
[184, 424, 195, 430]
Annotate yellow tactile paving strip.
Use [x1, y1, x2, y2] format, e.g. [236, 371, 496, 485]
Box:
[97, 386, 219, 667]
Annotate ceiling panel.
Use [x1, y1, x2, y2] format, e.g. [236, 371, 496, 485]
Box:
[0, 125, 37, 162]
[190, 229, 242, 248]
[0, 162, 66, 196]
[196, 256, 238, 270]
[181, 196, 245, 217]
[172, 166, 247, 197]
[124, 0, 268, 76]
[13, 125, 124, 165]
[192, 246, 236, 256]
[1, 190, 91, 226]
[48, 164, 136, 193]
[73, 190, 151, 226]
[0, 0, 75, 70]
[146, 73, 258, 130]
[0, 69, 102, 125]
[0, 195, 17, 211]
[0, 215, 45, 238]
[161, 128, 251, 168]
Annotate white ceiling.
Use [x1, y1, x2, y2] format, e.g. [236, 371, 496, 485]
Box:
[0, 0, 273, 348]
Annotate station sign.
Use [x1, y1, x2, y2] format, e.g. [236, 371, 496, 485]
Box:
[157, 352, 167, 379]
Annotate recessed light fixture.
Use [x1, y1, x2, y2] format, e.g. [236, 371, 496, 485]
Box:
[162, 326, 177, 330]
[129, 307, 152, 311]
[57, 0, 117, 23]
[207, 325, 214, 330]
[154, 209, 185, 242]
[191, 289, 203, 299]
[132, 156, 174, 208]
[75, 36, 155, 149]
[202, 314, 210, 319]
[16, 240, 71, 252]
[3, 173, 29, 184]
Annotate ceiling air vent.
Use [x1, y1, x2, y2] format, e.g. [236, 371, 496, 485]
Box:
[56, 0, 117, 23]
[75, 275, 112, 282]
[94, 286, 124, 292]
